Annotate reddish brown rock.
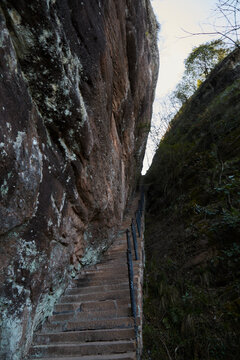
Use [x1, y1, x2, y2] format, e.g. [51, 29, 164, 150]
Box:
[0, 0, 158, 359]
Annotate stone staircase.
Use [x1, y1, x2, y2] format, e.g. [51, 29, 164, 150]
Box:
[28, 197, 144, 360]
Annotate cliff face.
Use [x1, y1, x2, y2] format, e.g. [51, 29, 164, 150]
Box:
[0, 1, 159, 358]
[143, 49, 240, 359]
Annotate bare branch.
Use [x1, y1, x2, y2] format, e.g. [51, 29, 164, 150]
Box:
[181, 28, 240, 48]
[181, 0, 240, 48]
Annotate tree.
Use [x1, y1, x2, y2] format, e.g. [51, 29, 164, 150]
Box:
[174, 73, 198, 104]
[149, 40, 231, 149]
[149, 0, 239, 149]
[185, 40, 230, 79]
[173, 40, 231, 105]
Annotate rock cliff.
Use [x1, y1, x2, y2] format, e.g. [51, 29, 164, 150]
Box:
[0, 1, 158, 359]
[143, 48, 240, 359]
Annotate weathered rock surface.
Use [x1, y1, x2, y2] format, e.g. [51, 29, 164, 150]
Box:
[0, 1, 158, 359]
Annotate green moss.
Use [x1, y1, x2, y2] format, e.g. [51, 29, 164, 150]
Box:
[143, 244, 240, 359]
[143, 51, 240, 359]
[1, 179, 9, 196]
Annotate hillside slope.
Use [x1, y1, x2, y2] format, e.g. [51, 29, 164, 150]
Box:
[143, 48, 240, 360]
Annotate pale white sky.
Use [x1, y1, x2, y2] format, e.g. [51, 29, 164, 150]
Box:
[142, 0, 219, 174]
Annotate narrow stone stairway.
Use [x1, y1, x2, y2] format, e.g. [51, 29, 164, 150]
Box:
[29, 197, 144, 360]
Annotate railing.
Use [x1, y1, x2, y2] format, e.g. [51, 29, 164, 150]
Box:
[135, 209, 141, 237]
[135, 189, 144, 237]
[126, 190, 144, 341]
[126, 228, 137, 334]
[131, 219, 139, 260]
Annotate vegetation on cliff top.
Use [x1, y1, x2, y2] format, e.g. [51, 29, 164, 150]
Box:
[149, 40, 232, 150]
[143, 48, 240, 359]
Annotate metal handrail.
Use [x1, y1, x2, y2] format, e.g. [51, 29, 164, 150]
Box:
[139, 188, 145, 214]
[131, 219, 139, 260]
[126, 229, 137, 335]
[126, 192, 145, 355]
[135, 210, 141, 237]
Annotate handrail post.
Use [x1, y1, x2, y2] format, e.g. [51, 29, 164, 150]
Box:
[140, 188, 144, 211]
[138, 200, 142, 216]
[131, 219, 139, 260]
[135, 210, 141, 237]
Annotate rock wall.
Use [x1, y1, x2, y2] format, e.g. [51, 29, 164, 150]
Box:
[0, 1, 159, 359]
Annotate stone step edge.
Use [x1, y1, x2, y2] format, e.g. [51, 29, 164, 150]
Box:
[62, 316, 140, 327]
[35, 327, 135, 337]
[81, 264, 138, 272]
[30, 351, 137, 360]
[49, 311, 131, 322]
[55, 295, 130, 306]
[43, 316, 135, 330]
[61, 289, 131, 298]
[53, 303, 131, 311]
[66, 285, 130, 294]
[68, 282, 129, 290]
[31, 339, 136, 348]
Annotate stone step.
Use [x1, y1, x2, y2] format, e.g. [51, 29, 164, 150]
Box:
[31, 352, 136, 360]
[81, 267, 128, 275]
[98, 268, 137, 275]
[60, 289, 130, 303]
[75, 272, 127, 280]
[49, 308, 130, 322]
[77, 270, 138, 282]
[97, 262, 139, 269]
[80, 299, 130, 311]
[73, 277, 137, 286]
[34, 328, 135, 344]
[66, 282, 129, 295]
[108, 242, 126, 248]
[108, 241, 141, 249]
[79, 272, 129, 280]
[74, 274, 128, 284]
[99, 259, 127, 266]
[106, 250, 126, 256]
[105, 247, 127, 252]
[104, 251, 140, 259]
[43, 317, 135, 333]
[107, 242, 126, 246]
[66, 317, 134, 331]
[54, 299, 130, 314]
[102, 256, 126, 262]
[53, 303, 80, 314]
[30, 340, 136, 357]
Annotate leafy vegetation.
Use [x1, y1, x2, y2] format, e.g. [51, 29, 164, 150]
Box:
[149, 40, 231, 151]
[174, 40, 231, 104]
[143, 49, 240, 359]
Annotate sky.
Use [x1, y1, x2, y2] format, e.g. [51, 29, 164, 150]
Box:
[142, 0, 219, 174]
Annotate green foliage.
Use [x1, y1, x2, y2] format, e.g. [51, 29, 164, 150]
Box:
[143, 241, 240, 359]
[185, 40, 229, 79]
[143, 51, 240, 359]
[174, 73, 197, 104]
[174, 40, 231, 105]
[149, 41, 231, 150]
